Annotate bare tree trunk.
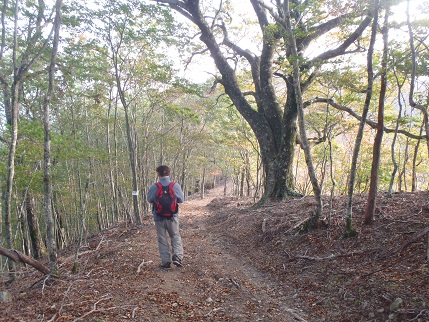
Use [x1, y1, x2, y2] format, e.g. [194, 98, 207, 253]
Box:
[345, 0, 379, 237]
[42, 0, 62, 274]
[284, 0, 322, 226]
[399, 138, 410, 192]
[200, 168, 206, 199]
[180, 149, 188, 199]
[113, 97, 122, 221]
[239, 169, 244, 198]
[364, 9, 389, 224]
[112, 57, 141, 225]
[0, 0, 7, 218]
[24, 190, 43, 259]
[4, 89, 19, 281]
[3, 0, 22, 283]
[124, 102, 141, 224]
[406, 0, 429, 155]
[254, 155, 262, 201]
[388, 66, 406, 195]
[72, 173, 91, 273]
[327, 139, 336, 226]
[411, 123, 424, 191]
[18, 200, 29, 256]
[107, 87, 120, 224]
[52, 192, 67, 250]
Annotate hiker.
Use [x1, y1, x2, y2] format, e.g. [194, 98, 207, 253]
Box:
[147, 165, 184, 270]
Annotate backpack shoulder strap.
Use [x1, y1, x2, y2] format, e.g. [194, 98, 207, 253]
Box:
[155, 182, 163, 196]
[168, 182, 176, 196]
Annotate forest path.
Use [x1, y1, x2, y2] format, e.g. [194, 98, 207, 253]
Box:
[149, 184, 306, 321]
[0, 184, 307, 321]
[4, 185, 429, 321]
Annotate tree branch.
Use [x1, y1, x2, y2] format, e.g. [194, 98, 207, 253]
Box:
[250, 0, 269, 31]
[221, 27, 256, 64]
[308, 15, 373, 64]
[152, 0, 195, 23]
[300, 13, 354, 49]
[304, 97, 427, 140]
[184, 47, 210, 71]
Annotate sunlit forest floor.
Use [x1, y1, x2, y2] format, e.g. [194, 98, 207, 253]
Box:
[1, 185, 429, 321]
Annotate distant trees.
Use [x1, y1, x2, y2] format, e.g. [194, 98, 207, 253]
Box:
[0, 1, 227, 278]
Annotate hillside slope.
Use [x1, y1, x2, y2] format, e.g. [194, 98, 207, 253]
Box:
[1, 186, 429, 321]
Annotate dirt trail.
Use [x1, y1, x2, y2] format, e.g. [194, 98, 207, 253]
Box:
[1, 185, 306, 321]
[3, 186, 429, 321]
[157, 185, 307, 321]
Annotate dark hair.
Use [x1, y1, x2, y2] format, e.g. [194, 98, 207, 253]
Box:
[156, 165, 170, 177]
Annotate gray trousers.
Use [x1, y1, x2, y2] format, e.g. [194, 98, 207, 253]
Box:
[154, 217, 183, 264]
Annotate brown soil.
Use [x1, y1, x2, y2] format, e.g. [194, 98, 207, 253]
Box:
[1, 185, 429, 321]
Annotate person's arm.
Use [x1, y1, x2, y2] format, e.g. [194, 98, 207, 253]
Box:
[173, 183, 184, 203]
[147, 184, 158, 203]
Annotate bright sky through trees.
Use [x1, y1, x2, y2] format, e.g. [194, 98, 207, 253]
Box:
[175, 0, 426, 83]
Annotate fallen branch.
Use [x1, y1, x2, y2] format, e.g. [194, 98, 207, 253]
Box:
[72, 296, 135, 322]
[355, 229, 429, 277]
[398, 226, 429, 253]
[72, 296, 113, 321]
[94, 236, 106, 251]
[61, 250, 93, 264]
[0, 246, 50, 275]
[286, 217, 310, 234]
[294, 254, 337, 261]
[136, 260, 153, 273]
[284, 308, 307, 322]
[230, 278, 240, 288]
[61, 239, 109, 265]
[292, 249, 379, 262]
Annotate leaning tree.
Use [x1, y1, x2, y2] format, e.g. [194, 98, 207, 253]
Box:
[154, 0, 373, 202]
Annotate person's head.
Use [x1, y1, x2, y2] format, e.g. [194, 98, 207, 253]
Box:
[156, 165, 170, 177]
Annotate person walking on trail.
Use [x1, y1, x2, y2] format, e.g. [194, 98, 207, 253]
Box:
[147, 165, 184, 270]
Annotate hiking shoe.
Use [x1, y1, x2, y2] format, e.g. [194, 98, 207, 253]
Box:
[160, 262, 171, 270]
[172, 255, 183, 267]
